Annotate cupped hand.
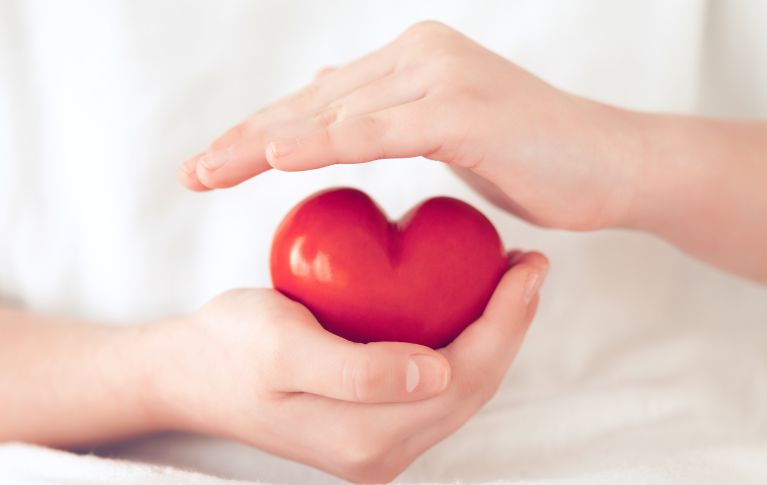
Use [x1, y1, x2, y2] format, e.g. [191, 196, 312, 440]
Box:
[179, 21, 641, 231]
[147, 251, 548, 483]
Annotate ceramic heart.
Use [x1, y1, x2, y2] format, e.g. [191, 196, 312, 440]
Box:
[271, 188, 507, 349]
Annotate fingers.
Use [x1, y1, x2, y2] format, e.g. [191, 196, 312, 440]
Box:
[281, 335, 451, 404]
[380, 252, 547, 456]
[180, 41, 400, 190]
[442, 251, 549, 380]
[275, 42, 398, 119]
[277, 312, 451, 403]
[178, 152, 212, 191]
[258, 251, 548, 482]
[194, 135, 274, 189]
[309, 69, 426, 128]
[266, 100, 440, 171]
[283, 251, 546, 414]
[191, 71, 424, 188]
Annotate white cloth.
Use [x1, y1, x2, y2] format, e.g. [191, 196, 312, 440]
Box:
[0, 443, 257, 485]
[1, 0, 766, 483]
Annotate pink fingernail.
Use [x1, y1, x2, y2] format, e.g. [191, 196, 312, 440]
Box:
[523, 271, 541, 305]
[180, 157, 198, 174]
[267, 139, 297, 162]
[407, 354, 449, 394]
[406, 359, 419, 392]
[200, 146, 233, 171]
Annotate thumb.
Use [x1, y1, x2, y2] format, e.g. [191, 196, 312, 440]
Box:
[278, 326, 451, 403]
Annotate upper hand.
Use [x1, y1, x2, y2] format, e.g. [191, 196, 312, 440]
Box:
[179, 21, 641, 231]
[146, 251, 548, 483]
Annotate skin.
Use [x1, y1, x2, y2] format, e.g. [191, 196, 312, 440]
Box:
[180, 20, 767, 283]
[2, 20, 766, 484]
[0, 252, 547, 484]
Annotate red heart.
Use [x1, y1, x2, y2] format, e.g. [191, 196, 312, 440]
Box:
[270, 188, 508, 349]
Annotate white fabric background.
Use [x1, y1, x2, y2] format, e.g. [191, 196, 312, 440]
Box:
[1, 0, 766, 483]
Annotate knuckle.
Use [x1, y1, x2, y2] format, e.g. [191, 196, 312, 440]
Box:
[312, 103, 343, 127]
[327, 115, 387, 163]
[287, 82, 323, 111]
[354, 115, 387, 142]
[346, 356, 386, 403]
[403, 20, 453, 40]
[342, 466, 401, 484]
[330, 418, 409, 482]
[336, 430, 391, 472]
[345, 442, 385, 468]
[397, 22, 462, 71]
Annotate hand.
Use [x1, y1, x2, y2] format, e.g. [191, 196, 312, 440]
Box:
[145, 251, 548, 483]
[179, 21, 641, 231]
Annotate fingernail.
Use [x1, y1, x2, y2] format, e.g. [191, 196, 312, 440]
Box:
[200, 145, 233, 171]
[407, 354, 449, 394]
[264, 118, 315, 163]
[266, 139, 297, 162]
[523, 271, 542, 305]
[180, 157, 198, 174]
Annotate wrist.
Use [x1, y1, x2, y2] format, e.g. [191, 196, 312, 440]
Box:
[577, 98, 653, 230]
[101, 322, 177, 437]
[619, 113, 713, 234]
[136, 314, 228, 436]
[132, 316, 196, 433]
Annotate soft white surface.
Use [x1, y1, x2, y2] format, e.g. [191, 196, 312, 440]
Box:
[1, 1, 766, 484]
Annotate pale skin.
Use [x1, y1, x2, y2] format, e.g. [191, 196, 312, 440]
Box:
[2, 20, 766, 484]
[0, 253, 547, 484]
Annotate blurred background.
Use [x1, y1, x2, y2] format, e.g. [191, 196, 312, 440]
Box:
[1, 1, 766, 483]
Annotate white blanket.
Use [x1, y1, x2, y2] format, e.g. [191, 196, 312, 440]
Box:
[3, 441, 767, 485]
[1, 1, 766, 483]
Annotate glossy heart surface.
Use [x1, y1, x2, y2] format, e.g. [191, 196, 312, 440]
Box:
[270, 188, 507, 349]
